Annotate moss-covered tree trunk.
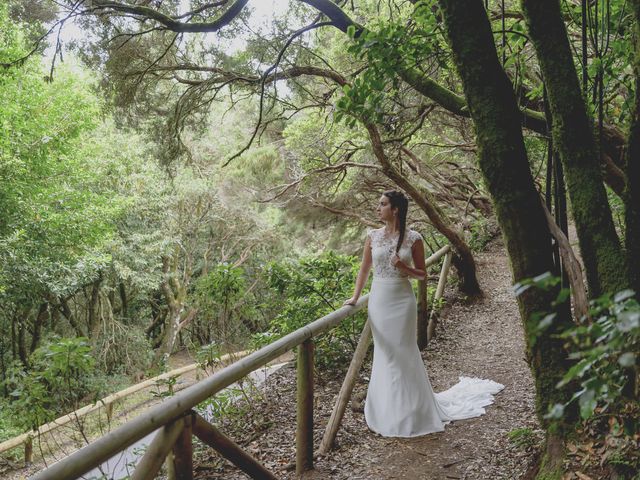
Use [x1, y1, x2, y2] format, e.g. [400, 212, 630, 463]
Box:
[627, 0, 640, 295]
[521, 0, 629, 297]
[437, 1, 576, 477]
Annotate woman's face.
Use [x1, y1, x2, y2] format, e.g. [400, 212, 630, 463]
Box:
[377, 195, 396, 222]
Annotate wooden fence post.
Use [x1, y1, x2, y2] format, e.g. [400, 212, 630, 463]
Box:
[131, 417, 186, 480]
[319, 320, 371, 454]
[24, 436, 33, 466]
[167, 453, 176, 480]
[173, 413, 194, 480]
[428, 251, 453, 342]
[296, 339, 314, 476]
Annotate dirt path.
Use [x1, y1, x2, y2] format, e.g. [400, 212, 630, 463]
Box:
[195, 239, 543, 480]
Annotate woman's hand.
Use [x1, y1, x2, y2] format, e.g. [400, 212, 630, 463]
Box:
[391, 253, 405, 269]
[343, 296, 359, 306]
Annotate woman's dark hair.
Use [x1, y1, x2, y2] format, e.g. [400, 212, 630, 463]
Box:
[383, 190, 409, 253]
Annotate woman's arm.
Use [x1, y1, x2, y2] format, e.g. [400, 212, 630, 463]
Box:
[344, 236, 373, 305]
[392, 238, 426, 280]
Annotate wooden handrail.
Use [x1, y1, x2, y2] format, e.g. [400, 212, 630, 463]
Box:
[30, 297, 369, 480]
[28, 244, 453, 480]
[0, 351, 248, 457]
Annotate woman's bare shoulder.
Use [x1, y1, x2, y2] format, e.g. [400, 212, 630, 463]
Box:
[407, 229, 424, 243]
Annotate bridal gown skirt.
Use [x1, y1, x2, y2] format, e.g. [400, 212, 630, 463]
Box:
[364, 277, 505, 437]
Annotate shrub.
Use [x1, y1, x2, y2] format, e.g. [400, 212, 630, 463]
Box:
[255, 251, 368, 370]
[3, 337, 99, 430]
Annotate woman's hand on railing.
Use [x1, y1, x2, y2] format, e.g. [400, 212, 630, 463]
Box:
[343, 296, 359, 306]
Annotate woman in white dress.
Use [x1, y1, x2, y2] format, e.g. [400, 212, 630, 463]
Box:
[344, 190, 504, 437]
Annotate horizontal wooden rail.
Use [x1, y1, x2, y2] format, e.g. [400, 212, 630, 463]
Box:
[30, 297, 369, 480]
[425, 244, 450, 267]
[28, 243, 453, 480]
[0, 351, 248, 458]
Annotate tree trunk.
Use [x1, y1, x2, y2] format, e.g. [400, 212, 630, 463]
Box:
[119, 282, 129, 319]
[154, 255, 195, 363]
[17, 312, 29, 367]
[29, 302, 48, 353]
[521, 0, 629, 297]
[87, 276, 102, 336]
[626, 0, 640, 296]
[58, 296, 85, 336]
[436, 1, 576, 475]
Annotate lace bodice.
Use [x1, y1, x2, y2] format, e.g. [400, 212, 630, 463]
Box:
[368, 228, 423, 278]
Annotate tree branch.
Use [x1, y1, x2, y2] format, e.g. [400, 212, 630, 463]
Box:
[88, 0, 250, 33]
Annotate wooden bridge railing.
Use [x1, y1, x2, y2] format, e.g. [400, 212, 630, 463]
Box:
[28, 245, 453, 480]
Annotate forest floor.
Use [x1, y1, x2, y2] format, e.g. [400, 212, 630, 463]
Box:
[194, 238, 545, 480]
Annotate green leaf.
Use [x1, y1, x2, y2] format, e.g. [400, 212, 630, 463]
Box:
[557, 358, 593, 387]
[544, 403, 565, 420]
[613, 289, 635, 303]
[618, 352, 635, 367]
[537, 313, 557, 331]
[617, 310, 639, 332]
[579, 389, 597, 419]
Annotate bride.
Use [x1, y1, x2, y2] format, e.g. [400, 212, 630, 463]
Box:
[344, 190, 504, 437]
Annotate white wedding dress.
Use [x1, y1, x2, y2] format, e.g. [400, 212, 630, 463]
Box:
[364, 228, 504, 437]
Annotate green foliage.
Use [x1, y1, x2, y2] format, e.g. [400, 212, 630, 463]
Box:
[152, 375, 178, 399]
[335, 2, 444, 125]
[3, 337, 98, 430]
[467, 217, 495, 252]
[192, 263, 254, 345]
[549, 290, 639, 422]
[0, 9, 122, 303]
[514, 272, 569, 347]
[197, 383, 256, 420]
[508, 427, 543, 450]
[0, 398, 22, 443]
[93, 322, 153, 376]
[517, 275, 638, 423]
[195, 264, 247, 310]
[195, 342, 222, 373]
[516, 278, 639, 474]
[256, 251, 367, 370]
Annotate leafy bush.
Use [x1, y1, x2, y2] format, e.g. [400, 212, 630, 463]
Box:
[517, 275, 639, 477]
[195, 342, 222, 375]
[0, 398, 22, 443]
[3, 337, 100, 430]
[255, 251, 368, 370]
[467, 217, 496, 252]
[541, 289, 639, 421]
[192, 263, 255, 346]
[94, 323, 153, 376]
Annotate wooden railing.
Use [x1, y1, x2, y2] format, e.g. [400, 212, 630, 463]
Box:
[0, 351, 248, 465]
[27, 245, 453, 480]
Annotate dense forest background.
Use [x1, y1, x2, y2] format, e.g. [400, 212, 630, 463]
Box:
[1, 0, 638, 479]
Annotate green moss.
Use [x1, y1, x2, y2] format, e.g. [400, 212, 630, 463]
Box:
[522, 0, 630, 297]
[535, 465, 564, 480]
[438, 0, 577, 429]
[535, 431, 569, 480]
